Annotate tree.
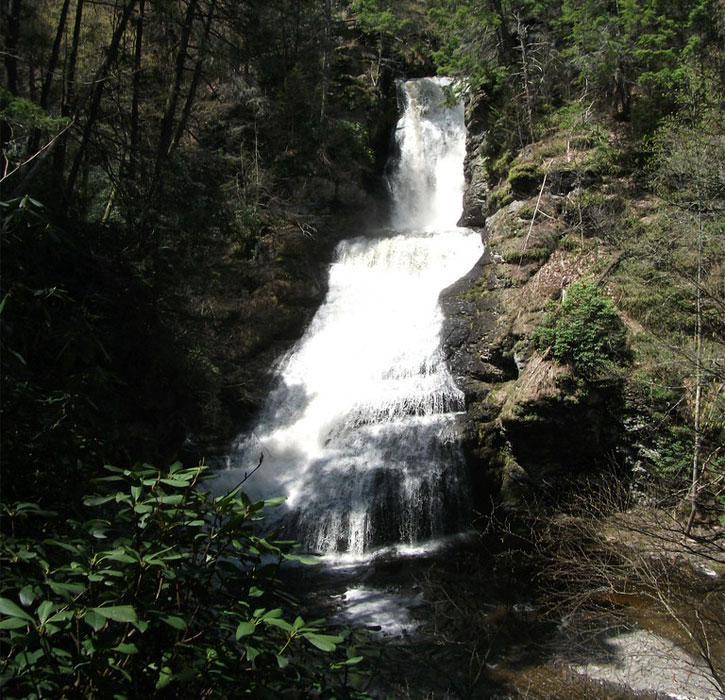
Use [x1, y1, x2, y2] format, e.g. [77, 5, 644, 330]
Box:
[430, 0, 562, 154]
[532, 280, 630, 379]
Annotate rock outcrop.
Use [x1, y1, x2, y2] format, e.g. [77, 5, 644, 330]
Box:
[457, 92, 490, 229]
[442, 103, 626, 510]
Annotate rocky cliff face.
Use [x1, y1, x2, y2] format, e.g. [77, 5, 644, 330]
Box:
[441, 97, 625, 510]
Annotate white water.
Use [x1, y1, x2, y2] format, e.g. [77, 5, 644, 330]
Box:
[221, 77, 483, 557]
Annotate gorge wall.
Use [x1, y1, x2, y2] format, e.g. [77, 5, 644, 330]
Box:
[441, 92, 626, 510]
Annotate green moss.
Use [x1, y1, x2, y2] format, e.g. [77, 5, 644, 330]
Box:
[487, 181, 513, 214]
[456, 275, 491, 302]
[536, 136, 568, 159]
[515, 204, 537, 220]
[507, 161, 543, 197]
[511, 401, 544, 421]
[581, 143, 627, 176]
[503, 247, 552, 265]
[490, 150, 514, 180]
[558, 234, 581, 251]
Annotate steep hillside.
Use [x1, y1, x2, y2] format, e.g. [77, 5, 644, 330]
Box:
[443, 94, 724, 526]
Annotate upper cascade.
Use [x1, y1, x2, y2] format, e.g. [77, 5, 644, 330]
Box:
[389, 77, 466, 231]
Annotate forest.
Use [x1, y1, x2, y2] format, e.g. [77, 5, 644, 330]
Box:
[1, 0, 724, 698]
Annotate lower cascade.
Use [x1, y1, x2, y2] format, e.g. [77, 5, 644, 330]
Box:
[221, 77, 483, 557]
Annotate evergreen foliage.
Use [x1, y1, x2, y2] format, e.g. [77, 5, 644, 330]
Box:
[532, 281, 630, 378]
[428, 0, 725, 164]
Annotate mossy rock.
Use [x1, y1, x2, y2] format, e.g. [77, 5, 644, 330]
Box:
[487, 181, 514, 215]
[507, 161, 543, 198]
[548, 168, 578, 195]
[503, 247, 552, 265]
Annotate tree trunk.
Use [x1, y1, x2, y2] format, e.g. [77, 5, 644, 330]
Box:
[54, 0, 85, 176]
[685, 199, 705, 537]
[319, 0, 331, 126]
[26, 0, 72, 156]
[171, 0, 215, 153]
[515, 12, 536, 144]
[66, 0, 138, 198]
[1, 0, 22, 175]
[154, 0, 199, 175]
[490, 0, 513, 61]
[128, 0, 145, 179]
[64, 0, 85, 115]
[2, 0, 21, 95]
[40, 0, 72, 110]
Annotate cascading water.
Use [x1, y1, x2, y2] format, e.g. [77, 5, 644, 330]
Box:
[221, 77, 483, 557]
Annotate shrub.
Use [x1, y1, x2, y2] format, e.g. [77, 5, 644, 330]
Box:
[532, 280, 629, 378]
[0, 463, 366, 699]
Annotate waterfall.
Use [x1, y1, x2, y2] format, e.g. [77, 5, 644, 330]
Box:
[221, 77, 483, 557]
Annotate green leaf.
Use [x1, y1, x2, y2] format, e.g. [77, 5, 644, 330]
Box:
[159, 478, 191, 487]
[48, 610, 73, 625]
[155, 666, 172, 690]
[276, 654, 289, 669]
[109, 657, 132, 681]
[15, 647, 44, 667]
[0, 597, 34, 623]
[43, 538, 83, 554]
[160, 615, 186, 631]
[0, 617, 30, 629]
[284, 553, 321, 565]
[18, 586, 36, 607]
[83, 495, 116, 507]
[235, 621, 256, 639]
[89, 605, 137, 624]
[302, 632, 343, 652]
[112, 643, 139, 655]
[263, 497, 286, 507]
[102, 465, 124, 473]
[135, 619, 149, 633]
[85, 520, 110, 539]
[155, 494, 184, 505]
[82, 609, 106, 632]
[263, 617, 293, 632]
[37, 600, 54, 625]
[99, 548, 137, 564]
[339, 655, 363, 665]
[48, 581, 85, 601]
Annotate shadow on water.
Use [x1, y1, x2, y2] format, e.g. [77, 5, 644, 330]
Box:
[276, 536, 549, 699]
